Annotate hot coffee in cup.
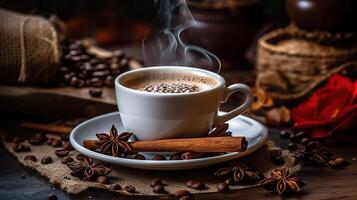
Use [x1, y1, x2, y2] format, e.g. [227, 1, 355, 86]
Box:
[115, 66, 253, 141]
[123, 71, 219, 94]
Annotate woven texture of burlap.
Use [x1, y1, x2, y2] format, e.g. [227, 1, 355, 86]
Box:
[0, 8, 60, 84]
[1, 134, 296, 196]
[256, 26, 357, 101]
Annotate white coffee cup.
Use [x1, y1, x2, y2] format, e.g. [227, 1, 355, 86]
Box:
[115, 66, 253, 141]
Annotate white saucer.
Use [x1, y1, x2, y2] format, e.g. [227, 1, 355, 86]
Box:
[70, 112, 268, 170]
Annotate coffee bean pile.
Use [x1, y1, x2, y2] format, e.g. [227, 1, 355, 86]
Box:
[56, 40, 136, 88]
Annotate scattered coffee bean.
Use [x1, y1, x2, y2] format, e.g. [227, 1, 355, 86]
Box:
[189, 180, 206, 190]
[109, 183, 122, 190]
[61, 156, 74, 164]
[306, 141, 317, 151]
[24, 155, 37, 162]
[62, 142, 74, 150]
[152, 155, 166, 160]
[300, 137, 312, 145]
[89, 88, 102, 97]
[46, 138, 53, 145]
[131, 154, 145, 160]
[76, 154, 85, 161]
[279, 130, 292, 139]
[175, 190, 191, 198]
[46, 193, 58, 200]
[291, 131, 307, 142]
[150, 179, 163, 187]
[13, 143, 31, 152]
[153, 184, 165, 193]
[51, 139, 62, 148]
[335, 157, 348, 165]
[217, 182, 229, 192]
[169, 153, 182, 160]
[272, 156, 285, 165]
[60, 135, 69, 141]
[28, 133, 47, 145]
[55, 148, 69, 157]
[225, 178, 233, 185]
[287, 142, 298, 150]
[13, 137, 25, 143]
[41, 156, 53, 164]
[97, 176, 110, 184]
[329, 157, 348, 168]
[21, 173, 27, 179]
[124, 185, 136, 193]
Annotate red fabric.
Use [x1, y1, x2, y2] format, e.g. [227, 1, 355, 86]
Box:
[291, 74, 357, 138]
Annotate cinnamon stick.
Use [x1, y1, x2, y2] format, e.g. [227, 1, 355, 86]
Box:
[21, 122, 72, 135]
[83, 136, 247, 153]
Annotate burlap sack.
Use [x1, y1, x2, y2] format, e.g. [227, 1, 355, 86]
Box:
[256, 26, 357, 101]
[1, 134, 298, 196]
[0, 8, 61, 84]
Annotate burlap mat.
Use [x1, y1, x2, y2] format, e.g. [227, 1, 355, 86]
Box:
[1, 134, 295, 196]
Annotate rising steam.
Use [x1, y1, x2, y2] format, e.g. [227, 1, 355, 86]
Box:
[142, 0, 221, 73]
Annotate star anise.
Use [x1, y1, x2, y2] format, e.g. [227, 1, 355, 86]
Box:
[260, 168, 305, 195]
[96, 125, 132, 156]
[294, 141, 333, 167]
[215, 163, 263, 185]
[68, 156, 111, 180]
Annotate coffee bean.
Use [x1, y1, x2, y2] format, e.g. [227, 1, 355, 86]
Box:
[270, 149, 282, 158]
[51, 139, 62, 148]
[280, 130, 292, 139]
[150, 178, 163, 187]
[70, 76, 79, 86]
[41, 156, 53, 164]
[76, 154, 85, 161]
[109, 183, 122, 190]
[13, 137, 25, 143]
[46, 193, 58, 200]
[97, 176, 110, 184]
[287, 142, 298, 150]
[90, 77, 103, 87]
[186, 180, 194, 187]
[225, 178, 233, 185]
[89, 88, 102, 97]
[152, 155, 166, 160]
[272, 156, 285, 165]
[153, 185, 165, 193]
[13, 143, 31, 152]
[104, 75, 114, 86]
[61, 156, 74, 164]
[62, 141, 74, 150]
[46, 138, 53, 145]
[55, 148, 69, 157]
[95, 64, 107, 71]
[291, 131, 307, 142]
[92, 70, 110, 77]
[217, 182, 229, 192]
[132, 154, 145, 160]
[24, 155, 37, 162]
[335, 157, 348, 165]
[300, 137, 312, 145]
[27, 134, 46, 145]
[124, 185, 136, 193]
[175, 190, 191, 198]
[190, 181, 206, 190]
[169, 153, 182, 160]
[306, 141, 317, 151]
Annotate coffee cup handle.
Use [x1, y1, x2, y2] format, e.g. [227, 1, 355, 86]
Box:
[214, 83, 253, 125]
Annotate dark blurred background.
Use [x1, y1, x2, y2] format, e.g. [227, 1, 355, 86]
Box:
[0, 0, 288, 69]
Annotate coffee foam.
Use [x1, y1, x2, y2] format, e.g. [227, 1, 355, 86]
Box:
[123, 71, 218, 92]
